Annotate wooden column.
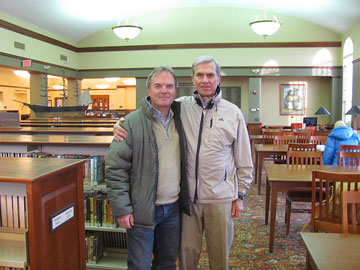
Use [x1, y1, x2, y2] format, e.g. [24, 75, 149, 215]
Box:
[67, 79, 82, 106]
[30, 73, 48, 118]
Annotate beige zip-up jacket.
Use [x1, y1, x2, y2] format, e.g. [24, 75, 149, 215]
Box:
[177, 88, 253, 203]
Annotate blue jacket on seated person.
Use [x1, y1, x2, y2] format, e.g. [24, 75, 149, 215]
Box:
[323, 121, 360, 165]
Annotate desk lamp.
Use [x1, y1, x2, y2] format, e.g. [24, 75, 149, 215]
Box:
[314, 107, 331, 129]
[345, 105, 360, 130]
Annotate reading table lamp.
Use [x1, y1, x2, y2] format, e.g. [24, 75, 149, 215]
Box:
[345, 105, 360, 131]
[314, 107, 331, 129]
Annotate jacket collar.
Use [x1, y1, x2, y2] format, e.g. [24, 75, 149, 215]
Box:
[193, 85, 222, 109]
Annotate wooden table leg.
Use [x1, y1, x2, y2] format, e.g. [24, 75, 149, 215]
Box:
[251, 140, 255, 164]
[269, 183, 278, 253]
[265, 175, 270, 225]
[254, 151, 259, 184]
[257, 153, 264, 195]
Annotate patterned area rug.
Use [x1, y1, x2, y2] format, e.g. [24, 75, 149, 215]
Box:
[195, 167, 310, 270]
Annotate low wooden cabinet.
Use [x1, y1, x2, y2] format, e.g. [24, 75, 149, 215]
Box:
[0, 157, 86, 270]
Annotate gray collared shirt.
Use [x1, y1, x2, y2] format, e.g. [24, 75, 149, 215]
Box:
[152, 106, 173, 131]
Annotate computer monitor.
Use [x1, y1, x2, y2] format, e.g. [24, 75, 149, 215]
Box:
[303, 117, 317, 127]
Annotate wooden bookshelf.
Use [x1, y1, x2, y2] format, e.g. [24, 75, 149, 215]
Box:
[0, 135, 127, 270]
[0, 157, 86, 270]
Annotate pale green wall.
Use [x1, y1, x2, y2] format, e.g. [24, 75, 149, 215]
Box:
[77, 47, 342, 70]
[261, 77, 331, 126]
[0, 28, 78, 69]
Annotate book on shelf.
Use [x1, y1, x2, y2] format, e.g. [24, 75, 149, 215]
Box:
[86, 231, 104, 264]
[84, 190, 116, 228]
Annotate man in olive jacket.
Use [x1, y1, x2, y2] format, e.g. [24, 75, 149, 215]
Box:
[105, 66, 190, 270]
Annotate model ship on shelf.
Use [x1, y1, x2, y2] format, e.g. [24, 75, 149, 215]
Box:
[15, 88, 93, 118]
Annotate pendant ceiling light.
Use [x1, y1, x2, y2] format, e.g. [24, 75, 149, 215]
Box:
[249, 0, 281, 38]
[112, 13, 142, 41]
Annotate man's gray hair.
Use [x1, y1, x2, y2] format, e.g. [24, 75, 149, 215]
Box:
[191, 55, 221, 75]
[146, 66, 178, 89]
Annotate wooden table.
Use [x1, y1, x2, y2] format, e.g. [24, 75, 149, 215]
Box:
[264, 164, 360, 253]
[21, 118, 118, 124]
[0, 126, 113, 136]
[20, 122, 115, 127]
[0, 134, 113, 156]
[300, 232, 360, 270]
[254, 144, 288, 195]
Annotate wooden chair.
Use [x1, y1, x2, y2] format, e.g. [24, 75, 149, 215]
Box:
[262, 131, 283, 144]
[338, 151, 360, 166]
[340, 145, 360, 152]
[305, 126, 316, 135]
[273, 135, 297, 164]
[290, 123, 302, 132]
[341, 190, 360, 234]
[285, 150, 323, 234]
[311, 170, 360, 233]
[310, 135, 328, 145]
[273, 135, 297, 145]
[314, 130, 331, 136]
[286, 150, 322, 165]
[282, 130, 294, 136]
[288, 143, 317, 152]
[294, 131, 311, 143]
[268, 126, 285, 130]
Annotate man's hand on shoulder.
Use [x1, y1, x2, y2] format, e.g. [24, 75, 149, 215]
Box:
[113, 117, 127, 141]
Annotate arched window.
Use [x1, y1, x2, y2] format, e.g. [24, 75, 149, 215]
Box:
[343, 38, 353, 125]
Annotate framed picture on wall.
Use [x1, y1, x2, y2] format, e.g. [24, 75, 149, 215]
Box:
[280, 84, 306, 115]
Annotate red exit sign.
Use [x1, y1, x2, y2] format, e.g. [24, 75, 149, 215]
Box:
[21, 59, 32, 67]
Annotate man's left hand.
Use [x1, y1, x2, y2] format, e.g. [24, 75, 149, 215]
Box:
[231, 198, 244, 217]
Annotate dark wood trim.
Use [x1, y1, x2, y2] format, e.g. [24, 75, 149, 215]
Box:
[78, 42, 342, 52]
[79, 65, 343, 72]
[223, 66, 342, 69]
[0, 20, 342, 52]
[0, 19, 77, 52]
[353, 58, 360, 64]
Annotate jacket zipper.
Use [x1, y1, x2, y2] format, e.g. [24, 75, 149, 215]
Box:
[194, 111, 205, 203]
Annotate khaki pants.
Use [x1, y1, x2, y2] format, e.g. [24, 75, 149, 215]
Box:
[179, 202, 233, 270]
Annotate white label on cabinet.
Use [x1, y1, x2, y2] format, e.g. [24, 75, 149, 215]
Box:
[50, 204, 75, 232]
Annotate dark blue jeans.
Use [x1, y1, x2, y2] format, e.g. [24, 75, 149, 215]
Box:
[126, 201, 180, 270]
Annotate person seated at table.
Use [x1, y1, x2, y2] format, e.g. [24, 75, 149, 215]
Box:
[323, 120, 360, 165]
[321, 120, 360, 221]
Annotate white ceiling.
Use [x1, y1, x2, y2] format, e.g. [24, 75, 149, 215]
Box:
[1, 0, 360, 42]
